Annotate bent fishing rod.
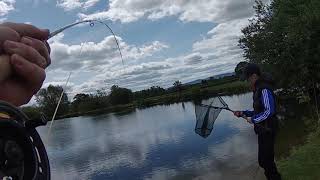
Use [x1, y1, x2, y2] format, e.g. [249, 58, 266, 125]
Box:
[0, 20, 123, 180]
[0, 20, 124, 84]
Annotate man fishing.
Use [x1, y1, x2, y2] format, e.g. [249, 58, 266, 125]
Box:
[0, 22, 50, 106]
[0, 22, 51, 179]
[234, 63, 281, 180]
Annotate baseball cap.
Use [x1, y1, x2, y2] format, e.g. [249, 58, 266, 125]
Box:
[240, 63, 261, 81]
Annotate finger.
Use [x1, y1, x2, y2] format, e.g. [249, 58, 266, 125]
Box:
[45, 41, 51, 66]
[0, 27, 20, 53]
[10, 54, 46, 93]
[21, 37, 51, 67]
[2, 22, 49, 40]
[4, 40, 47, 68]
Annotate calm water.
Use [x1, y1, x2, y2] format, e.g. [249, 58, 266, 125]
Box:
[37, 93, 265, 180]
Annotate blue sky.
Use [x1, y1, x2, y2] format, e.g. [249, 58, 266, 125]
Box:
[0, 0, 265, 99]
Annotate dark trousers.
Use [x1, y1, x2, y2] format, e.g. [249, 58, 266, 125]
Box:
[258, 131, 281, 180]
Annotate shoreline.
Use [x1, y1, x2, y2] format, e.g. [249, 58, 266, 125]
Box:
[56, 80, 250, 120]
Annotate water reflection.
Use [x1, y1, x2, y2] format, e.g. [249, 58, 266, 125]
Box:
[38, 93, 263, 180]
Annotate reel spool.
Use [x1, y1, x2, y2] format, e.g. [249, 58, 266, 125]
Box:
[0, 101, 50, 180]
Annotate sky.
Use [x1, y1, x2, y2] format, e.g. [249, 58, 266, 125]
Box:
[0, 0, 266, 99]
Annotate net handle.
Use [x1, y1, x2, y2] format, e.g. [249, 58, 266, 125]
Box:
[199, 104, 231, 111]
[201, 104, 247, 118]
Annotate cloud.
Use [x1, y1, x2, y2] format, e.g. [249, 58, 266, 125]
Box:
[190, 18, 250, 72]
[78, 0, 267, 23]
[0, 0, 15, 16]
[83, 0, 100, 9]
[45, 32, 169, 95]
[40, 0, 268, 98]
[183, 52, 205, 65]
[44, 43, 238, 97]
[48, 33, 168, 72]
[193, 18, 249, 53]
[57, 0, 100, 11]
[75, 1, 266, 95]
[0, 18, 7, 22]
[59, 52, 237, 95]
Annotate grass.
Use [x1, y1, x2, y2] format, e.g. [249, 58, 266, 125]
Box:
[278, 128, 320, 180]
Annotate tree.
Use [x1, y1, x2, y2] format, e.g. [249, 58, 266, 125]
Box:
[73, 93, 90, 103]
[173, 80, 182, 92]
[133, 86, 166, 99]
[21, 106, 41, 120]
[235, 61, 249, 78]
[201, 80, 209, 88]
[109, 85, 133, 105]
[239, 0, 320, 90]
[35, 85, 69, 118]
[71, 93, 90, 112]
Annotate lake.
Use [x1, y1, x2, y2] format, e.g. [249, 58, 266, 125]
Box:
[38, 93, 268, 180]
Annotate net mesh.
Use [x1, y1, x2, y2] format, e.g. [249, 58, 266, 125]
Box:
[194, 97, 228, 138]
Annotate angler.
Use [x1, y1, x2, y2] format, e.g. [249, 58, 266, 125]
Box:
[234, 63, 281, 180]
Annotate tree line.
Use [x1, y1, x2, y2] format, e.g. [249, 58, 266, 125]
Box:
[26, 80, 185, 119]
[238, 0, 319, 95]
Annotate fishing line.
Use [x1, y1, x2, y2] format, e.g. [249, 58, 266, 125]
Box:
[46, 40, 87, 140]
[47, 72, 71, 140]
[48, 19, 124, 65]
[46, 20, 124, 140]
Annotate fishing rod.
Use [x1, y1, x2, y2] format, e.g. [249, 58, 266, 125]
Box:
[0, 20, 123, 180]
[0, 20, 124, 84]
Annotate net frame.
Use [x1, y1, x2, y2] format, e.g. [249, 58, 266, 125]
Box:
[194, 96, 231, 138]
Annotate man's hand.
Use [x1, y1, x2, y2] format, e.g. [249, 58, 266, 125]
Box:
[234, 111, 253, 124]
[0, 22, 49, 52]
[0, 22, 50, 106]
[233, 111, 243, 117]
[245, 117, 253, 124]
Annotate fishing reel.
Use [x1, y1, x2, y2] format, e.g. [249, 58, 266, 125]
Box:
[0, 101, 50, 180]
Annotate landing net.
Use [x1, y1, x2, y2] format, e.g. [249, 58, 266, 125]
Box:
[194, 97, 228, 138]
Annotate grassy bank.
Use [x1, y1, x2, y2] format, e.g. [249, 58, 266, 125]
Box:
[278, 128, 320, 180]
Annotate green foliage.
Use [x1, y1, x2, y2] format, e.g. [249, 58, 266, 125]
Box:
[201, 80, 209, 88]
[71, 92, 109, 113]
[21, 106, 41, 120]
[134, 86, 165, 99]
[234, 61, 249, 78]
[173, 80, 182, 91]
[239, 0, 320, 90]
[35, 85, 69, 118]
[29, 76, 246, 118]
[190, 86, 202, 100]
[109, 85, 133, 105]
